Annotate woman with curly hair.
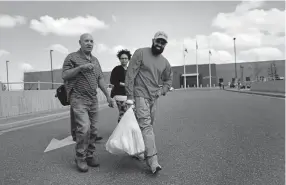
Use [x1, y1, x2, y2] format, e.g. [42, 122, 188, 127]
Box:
[110, 49, 132, 123]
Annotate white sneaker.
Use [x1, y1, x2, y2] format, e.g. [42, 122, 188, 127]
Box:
[147, 155, 162, 174]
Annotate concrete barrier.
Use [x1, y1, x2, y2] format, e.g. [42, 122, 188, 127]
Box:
[250, 80, 285, 93]
[0, 88, 110, 118]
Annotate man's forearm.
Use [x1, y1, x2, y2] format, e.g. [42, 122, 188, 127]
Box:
[62, 66, 82, 81]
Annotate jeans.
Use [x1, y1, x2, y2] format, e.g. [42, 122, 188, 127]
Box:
[134, 97, 158, 157]
[70, 107, 76, 139]
[70, 93, 99, 159]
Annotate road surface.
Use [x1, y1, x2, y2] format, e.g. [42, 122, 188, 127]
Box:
[0, 90, 284, 185]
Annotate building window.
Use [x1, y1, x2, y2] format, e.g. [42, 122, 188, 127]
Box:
[245, 77, 250, 81]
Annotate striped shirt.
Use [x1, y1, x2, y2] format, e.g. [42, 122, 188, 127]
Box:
[62, 49, 104, 101]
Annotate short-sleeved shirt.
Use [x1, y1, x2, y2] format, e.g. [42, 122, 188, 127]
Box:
[62, 49, 104, 101]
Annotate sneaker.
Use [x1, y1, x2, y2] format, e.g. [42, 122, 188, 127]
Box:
[86, 157, 100, 167]
[75, 158, 88, 172]
[146, 155, 162, 174]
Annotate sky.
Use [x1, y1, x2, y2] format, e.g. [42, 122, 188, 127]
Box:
[0, 0, 285, 89]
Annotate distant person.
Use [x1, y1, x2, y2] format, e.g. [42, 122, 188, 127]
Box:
[62, 33, 114, 173]
[110, 49, 131, 123]
[125, 31, 173, 174]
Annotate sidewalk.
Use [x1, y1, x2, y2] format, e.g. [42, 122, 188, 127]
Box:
[0, 104, 108, 132]
[224, 88, 285, 98]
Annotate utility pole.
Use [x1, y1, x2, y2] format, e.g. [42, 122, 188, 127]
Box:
[233, 38, 237, 82]
[50, 50, 54, 89]
[6, 60, 9, 91]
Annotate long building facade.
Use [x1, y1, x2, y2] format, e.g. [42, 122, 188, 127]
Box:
[23, 60, 285, 90]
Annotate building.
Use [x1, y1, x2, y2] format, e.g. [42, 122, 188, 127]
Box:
[23, 60, 285, 90]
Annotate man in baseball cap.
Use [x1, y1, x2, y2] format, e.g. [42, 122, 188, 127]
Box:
[125, 31, 173, 174]
[154, 31, 168, 43]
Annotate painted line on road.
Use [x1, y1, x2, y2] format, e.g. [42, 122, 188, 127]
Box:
[0, 104, 109, 135]
[0, 111, 69, 126]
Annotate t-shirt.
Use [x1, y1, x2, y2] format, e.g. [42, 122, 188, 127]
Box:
[125, 47, 173, 100]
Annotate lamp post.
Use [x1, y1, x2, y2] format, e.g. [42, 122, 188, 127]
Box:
[233, 38, 237, 81]
[50, 50, 54, 89]
[6, 60, 9, 91]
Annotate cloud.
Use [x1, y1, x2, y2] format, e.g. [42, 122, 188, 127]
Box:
[95, 43, 109, 53]
[163, 0, 285, 66]
[30, 15, 109, 36]
[0, 50, 10, 57]
[112, 15, 117, 22]
[19, 63, 34, 72]
[111, 45, 126, 54]
[0, 14, 26, 28]
[212, 2, 285, 36]
[239, 47, 284, 61]
[49, 44, 69, 54]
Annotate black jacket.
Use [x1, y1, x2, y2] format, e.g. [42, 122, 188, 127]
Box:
[110, 65, 127, 98]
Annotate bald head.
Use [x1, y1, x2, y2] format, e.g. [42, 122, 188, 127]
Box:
[79, 33, 94, 54]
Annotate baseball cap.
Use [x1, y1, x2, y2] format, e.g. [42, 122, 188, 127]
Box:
[154, 31, 168, 43]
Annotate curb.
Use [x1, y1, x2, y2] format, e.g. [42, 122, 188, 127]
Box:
[0, 103, 109, 132]
[224, 89, 285, 98]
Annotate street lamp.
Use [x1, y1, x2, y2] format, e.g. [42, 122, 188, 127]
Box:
[233, 38, 237, 81]
[50, 50, 54, 89]
[6, 60, 9, 91]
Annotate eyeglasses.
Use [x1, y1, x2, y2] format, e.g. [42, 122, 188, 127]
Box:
[120, 58, 129, 60]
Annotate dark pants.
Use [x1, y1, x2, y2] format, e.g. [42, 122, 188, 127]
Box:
[70, 93, 99, 160]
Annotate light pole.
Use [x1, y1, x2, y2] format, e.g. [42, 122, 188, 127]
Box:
[233, 38, 237, 81]
[6, 60, 9, 91]
[50, 50, 54, 89]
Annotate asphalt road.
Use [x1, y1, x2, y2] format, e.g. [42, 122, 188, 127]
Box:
[0, 90, 284, 185]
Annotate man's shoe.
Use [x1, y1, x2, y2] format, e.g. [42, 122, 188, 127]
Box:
[75, 158, 88, 172]
[86, 157, 100, 167]
[147, 155, 162, 174]
[95, 136, 103, 141]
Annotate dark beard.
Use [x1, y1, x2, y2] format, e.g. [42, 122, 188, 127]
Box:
[151, 44, 164, 55]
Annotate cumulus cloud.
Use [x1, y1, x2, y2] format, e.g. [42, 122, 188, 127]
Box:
[0, 14, 26, 28]
[95, 43, 109, 53]
[0, 50, 10, 57]
[30, 15, 109, 36]
[164, 0, 285, 66]
[239, 47, 284, 61]
[19, 63, 34, 72]
[49, 44, 69, 54]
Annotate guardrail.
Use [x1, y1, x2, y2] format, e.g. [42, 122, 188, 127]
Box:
[0, 88, 111, 118]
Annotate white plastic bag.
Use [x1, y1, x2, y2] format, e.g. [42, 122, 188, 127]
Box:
[105, 107, 145, 156]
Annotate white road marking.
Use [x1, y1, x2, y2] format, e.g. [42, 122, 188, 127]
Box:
[0, 104, 108, 135]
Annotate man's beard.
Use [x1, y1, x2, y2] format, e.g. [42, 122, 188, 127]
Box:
[151, 44, 164, 55]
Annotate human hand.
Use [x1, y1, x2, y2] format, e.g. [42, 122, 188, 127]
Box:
[107, 97, 114, 108]
[80, 63, 94, 71]
[126, 99, 134, 109]
[119, 82, 125, 86]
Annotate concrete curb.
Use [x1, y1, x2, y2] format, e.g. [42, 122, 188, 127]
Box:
[0, 104, 109, 132]
[224, 89, 285, 98]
